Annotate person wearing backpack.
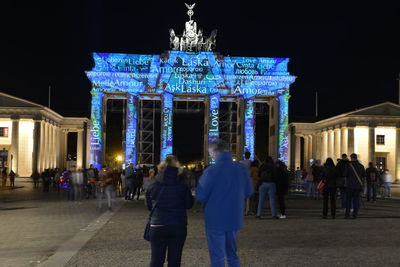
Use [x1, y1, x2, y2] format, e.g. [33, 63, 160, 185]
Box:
[256, 156, 279, 219]
[365, 162, 380, 202]
[320, 158, 338, 219]
[343, 153, 366, 219]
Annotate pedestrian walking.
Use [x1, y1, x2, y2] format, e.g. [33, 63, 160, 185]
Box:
[366, 162, 380, 202]
[97, 166, 114, 211]
[256, 156, 278, 219]
[381, 169, 392, 198]
[249, 160, 260, 215]
[294, 167, 302, 191]
[196, 139, 253, 267]
[41, 169, 51, 192]
[31, 170, 40, 189]
[86, 164, 98, 199]
[146, 155, 194, 267]
[9, 170, 16, 189]
[320, 158, 338, 219]
[275, 161, 289, 219]
[125, 163, 135, 200]
[240, 151, 252, 216]
[343, 153, 366, 219]
[71, 166, 84, 201]
[133, 166, 143, 200]
[336, 154, 349, 210]
[312, 160, 323, 199]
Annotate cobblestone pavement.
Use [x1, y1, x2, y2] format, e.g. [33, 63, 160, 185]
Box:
[3, 179, 400, 267]
[0, 178, 108, 267]
[67, 193, 400, 267]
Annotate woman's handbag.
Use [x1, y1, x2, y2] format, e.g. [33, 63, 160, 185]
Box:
[144, 186, 165, 241]
[317, 181, 326, 193]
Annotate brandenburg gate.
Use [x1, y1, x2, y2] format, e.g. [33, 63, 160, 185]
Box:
[86, 3, 296, 169]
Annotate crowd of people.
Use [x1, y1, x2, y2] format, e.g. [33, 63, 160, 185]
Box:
[1, 167, 16, 189]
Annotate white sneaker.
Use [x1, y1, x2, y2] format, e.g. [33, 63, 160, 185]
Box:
[279, 215, 286, 219]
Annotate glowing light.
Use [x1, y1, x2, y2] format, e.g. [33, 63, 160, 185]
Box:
[89, 90, 103, 170]
[278, 93, 290, 164]
[116, 155, 123, 162]
[160, 92, 173, 160]
[208, 93, 220, 164]
[125, 95, 138, 164]
[244, 99, 255, 160]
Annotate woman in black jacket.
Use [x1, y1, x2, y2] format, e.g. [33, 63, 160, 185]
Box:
[321, 158, 338, 219]
[275, 160, 290, 219]
[146, 155, 194, 267]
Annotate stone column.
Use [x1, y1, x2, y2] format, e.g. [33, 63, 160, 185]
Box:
[304, 135, 309, 168]
[39, 121, 45, 172]
[368, 126, 376, 165]
[347, 127, 355, 155]
[312, 134, 317, 160]
[243, 99, 255, 161]
[315, 132, 322, 161]
[44, 122, 49, 169]
[10, 118, 19, 173]
[395, 127, 400, 182]
[327, 129, 333, 160]
[89, 90, 104, 170]
[308, 135, 313, 161]
[278, 93, 290, 164]
[32, 120, 41, 173]
[236, 98, 245, 161]
[340, 127, 347, 156]
[268, 98, 279, 160]
[295, 135, 301, 169]
[206, 94, 220, 164]
[77, 130, 83, 168]
[160, 92, 173, 161]
[322, 130, 328, 162]
[55, 126, 61, 168]
[334, 128, 341, 160]
[125, 94, 138, 165]
[48, 123, 54, 168]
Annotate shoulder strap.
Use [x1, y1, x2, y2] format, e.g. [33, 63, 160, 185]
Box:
[349, 163, 363, 186]
[148, 186, 165, 220]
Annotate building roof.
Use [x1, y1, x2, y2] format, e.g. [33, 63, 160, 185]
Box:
[0, 91, 89, 126]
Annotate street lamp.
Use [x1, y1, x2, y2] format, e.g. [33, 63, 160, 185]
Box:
[116, 155, 123, 162]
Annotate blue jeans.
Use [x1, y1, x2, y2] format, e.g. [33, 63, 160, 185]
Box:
[206, 229, 239, 267]
[150, 225, 187, 267]
[383, 182, 392, 197]
[306, 182, 316, 198]
[257, 182, 276, 217]
[367, 182, 377, 201]
[345, 188, 360, 218]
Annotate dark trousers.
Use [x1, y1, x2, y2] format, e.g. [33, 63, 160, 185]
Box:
[323, 187, 337, 217]
[150, 225, 187, 267]
[125, 179, 134, 199]
[276, 193, 286, 216]
[339, 187, 346, 209]
[133, 182, 142, 200]
[345, 188, 360, 218]
[367, 182, 377, 201]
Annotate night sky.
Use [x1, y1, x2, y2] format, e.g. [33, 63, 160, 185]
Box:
[2, 2, 399, 120]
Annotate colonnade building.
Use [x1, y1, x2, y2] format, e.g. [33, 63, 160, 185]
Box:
[289, 102, 400, 181]
[0, 92, 90, 177]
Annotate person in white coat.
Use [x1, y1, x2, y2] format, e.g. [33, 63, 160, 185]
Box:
[381, 169, 392, 198]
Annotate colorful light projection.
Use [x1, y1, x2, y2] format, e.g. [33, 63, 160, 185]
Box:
[244, 99, 255, 161]
[87, 51, 296, 166]
[160, 92, 174, 160]
[89, 90, 103, 170]
[125, 95, 138, 164]
[208, 94, 220, 164]
[278, 93, 290, 164]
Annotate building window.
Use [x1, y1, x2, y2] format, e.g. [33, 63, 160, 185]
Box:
[376, 135, 385, 145]
[0, 127, 8, 137]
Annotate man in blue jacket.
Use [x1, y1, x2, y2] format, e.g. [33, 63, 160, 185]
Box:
[196, 139, 253, 267]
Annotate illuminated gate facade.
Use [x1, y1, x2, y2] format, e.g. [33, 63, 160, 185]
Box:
[86, 4, 296, 169]
[87, 51, 295, 169]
